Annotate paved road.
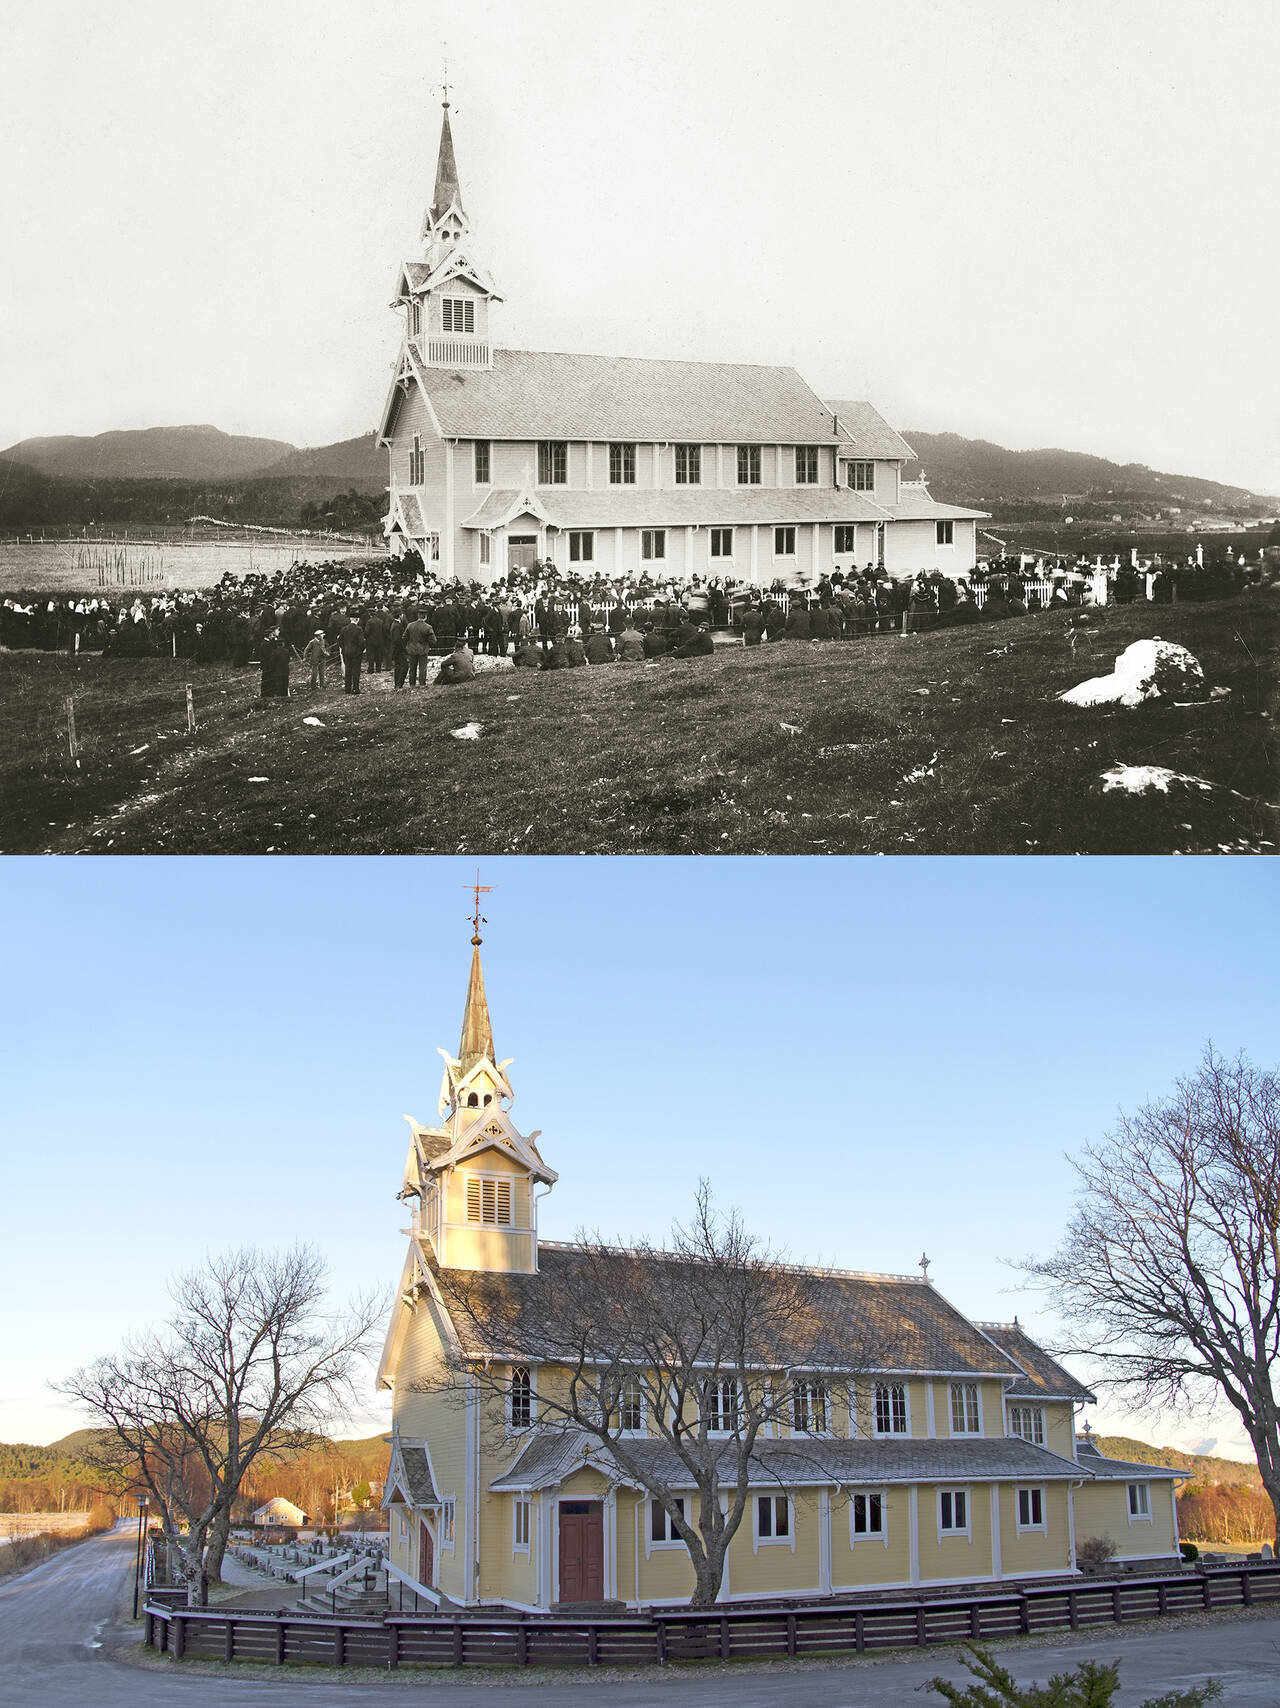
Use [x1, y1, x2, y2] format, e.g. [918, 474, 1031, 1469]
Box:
[2, 1526, 1278, 1706]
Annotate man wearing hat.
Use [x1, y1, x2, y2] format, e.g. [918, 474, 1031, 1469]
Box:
[302, 629, 329, 690]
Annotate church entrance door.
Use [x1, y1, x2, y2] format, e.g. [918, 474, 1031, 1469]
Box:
[508, 535, 537, 573]
[557, 1501, 604, 1603]
[419, 1520, 434, 1588]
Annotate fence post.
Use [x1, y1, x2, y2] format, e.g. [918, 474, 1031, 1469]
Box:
[174, 1615, 186, 1660]
[970, 1601, 981, 1639]
[916, 1606, 927, 1646]
[65, 697, 80, 767]
[719, 1613, 730, 1660]
[224, 1617, 234, 1663]
[1241, 1569, 1253, 1607]
[275, 1620, 285, 1664]
[854, 1609, 865, 1651]
[452, 1620, 463, 1666]
[186, 684, 196, 732]
[1019, 1595, 1030, 1634]
[655, 1616, 667, 1665]
[587, 1623, 598, 1665]
[1203, 1574, 1211, 1611]
[786, 1611, 797, 1656]
[515, 1623, 527, 1667]
[1112, 1583, 1123, 1621]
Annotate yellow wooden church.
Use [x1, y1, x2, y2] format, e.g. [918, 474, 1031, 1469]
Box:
[379, 940, 1181, 1609]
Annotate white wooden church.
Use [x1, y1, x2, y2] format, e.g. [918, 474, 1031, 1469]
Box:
[377, 104, 986, 587]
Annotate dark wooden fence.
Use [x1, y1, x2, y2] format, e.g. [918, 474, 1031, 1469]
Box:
[144, 1559, 1280, 1670]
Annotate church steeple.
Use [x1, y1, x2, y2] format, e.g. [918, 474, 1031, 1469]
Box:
[421, 100, 466, 247]
[458, 947, 495, 1076]
[395, 895, 557, 1275]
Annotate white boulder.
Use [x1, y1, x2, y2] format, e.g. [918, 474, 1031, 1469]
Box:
[1061, 639, 1207, 708]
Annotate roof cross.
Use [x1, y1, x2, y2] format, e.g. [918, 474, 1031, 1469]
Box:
[465, 870, 493, 946]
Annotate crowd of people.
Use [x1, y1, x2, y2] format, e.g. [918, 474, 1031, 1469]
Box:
[0, 546, 1266, 696]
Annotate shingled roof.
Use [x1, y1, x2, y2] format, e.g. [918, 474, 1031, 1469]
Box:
[459, 486, 889, 531]
[825, 399, 916, 462]
[977, 1324, 1096, 1403]
[489, 1429, 1088, 1492]
[426, 1243, 1023, 1379]
[419, 350, 844, 444]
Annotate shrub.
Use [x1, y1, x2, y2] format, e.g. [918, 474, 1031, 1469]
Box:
[1076, 1534, 1118, 1567]
[924, 1644, 1223, 1706]
[1180, 1541, 1200, 1561]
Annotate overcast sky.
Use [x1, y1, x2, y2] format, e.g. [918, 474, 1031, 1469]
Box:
[3, 855, 1273, 1461]
[3, 0, 1277, 492]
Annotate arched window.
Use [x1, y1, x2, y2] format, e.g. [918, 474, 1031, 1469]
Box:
[510, 1366, 532, 1429]
[467, 1092, 479, 1108]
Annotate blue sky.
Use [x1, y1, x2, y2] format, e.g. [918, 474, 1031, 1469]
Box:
[2, 856, 1273, 1457]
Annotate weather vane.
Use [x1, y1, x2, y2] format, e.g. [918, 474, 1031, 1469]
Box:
[440, 45, 452, 109]
[465, 870, 492, 946]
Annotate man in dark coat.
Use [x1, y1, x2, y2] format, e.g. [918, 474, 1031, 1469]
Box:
[259, 625, 290, 698]
[338, 615, 365, 693]
[404, 614, 436, 687]
[741, 604, 765, 646]
[435, 642, 476, 685]
[583, 628, 614, 664]
[514, 636, 543, 668]
[641, 623, 667, 658]
[785, 602, 810, 641]
[389, 613, 409, 688]
[363, 607, 388, 673]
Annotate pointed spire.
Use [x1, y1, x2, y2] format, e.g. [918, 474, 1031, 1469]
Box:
[431, 101, 463, 224]
[458, 945, 494, 1074]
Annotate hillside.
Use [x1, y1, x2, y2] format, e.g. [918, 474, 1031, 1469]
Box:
[260, 433, 383, 483]
[901, 431, 1275, 516]
[1094, 1436, 1261, 1488]
[0, 425, 296, 483]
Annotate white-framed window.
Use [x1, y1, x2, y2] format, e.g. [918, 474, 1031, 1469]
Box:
[509, 1365, 532, 1430]
[650, 1496, 685, 1545]
[846, 460, 874, 491]
[615, 1373, 644, 1434]
[408, 298, 422, 337]
[1017, 1486, 1045, 1532]
[609, 442, 637, 484]
[537, 441, 567, 484]
[428, 533, 440, 561]
[569, 531, 594, 563]
[442, 297, 475, 334]
[1127, 1482, 1151, 1520]
[939, 1488, 969, 1536]
[642, 529, 666, 561]
[791, 1380, 829, 1434]
[851, 1491, 885, 1541]
[675, 444, 701, 485]
[440, 1498, 456, 1547]
[755, 1494, 791, 1544]
[774, 526, 796, 557]
[409, 434, 425, 486]
[936, 519, 954, 546]
[795, 445, 819, 484]
[474, 440, 490, 485]
[1008, 1405, 1045, 1446]
[834, 525, 857, 554]
[703, 1378, 740, 1434]
[710, 527, 733, 559]
[465, 1175, 512, 1225]
[513, 1497, 530, 1551]
[874, 1383, 909, 1435]
[479, 533, 491, 568]
[737, 445, 761, 485]
[950, 1382, 981, 1435]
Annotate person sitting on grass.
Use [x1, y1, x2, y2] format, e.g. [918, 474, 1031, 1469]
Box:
[674, 622, 715, 658]
[434, 640, 475, 685]
[642, 622, 668, 658]
[513, 635, 542, 669]
[741, 602, 765, 646]
[616, 620, 645, 661]
[583, 626, 614, 664]
[563, 631, 587, 667]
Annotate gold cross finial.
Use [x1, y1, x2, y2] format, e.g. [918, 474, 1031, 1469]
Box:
[465, 870, 492, 946]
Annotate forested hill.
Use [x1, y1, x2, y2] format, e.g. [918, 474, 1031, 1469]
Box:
[1094, 1436, 1261, 1488]
[0, 425, 296, 482]
[900, 431, 1274, 515]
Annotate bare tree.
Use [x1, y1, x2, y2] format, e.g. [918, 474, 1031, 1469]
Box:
[56, 1245, 382, 1605]
[1025, 1048, 1279, 1541]
[427, 1185, 893, 1606]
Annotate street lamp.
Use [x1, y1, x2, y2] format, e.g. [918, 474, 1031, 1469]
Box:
[132, 1494, 150, 1620]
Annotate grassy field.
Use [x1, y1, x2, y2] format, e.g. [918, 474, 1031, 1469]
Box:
[2, 596, 1275, 856]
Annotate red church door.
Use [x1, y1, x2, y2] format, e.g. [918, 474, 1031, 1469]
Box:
[558, 1501, 604, 1603]
[419, 1520, 434, 1588]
